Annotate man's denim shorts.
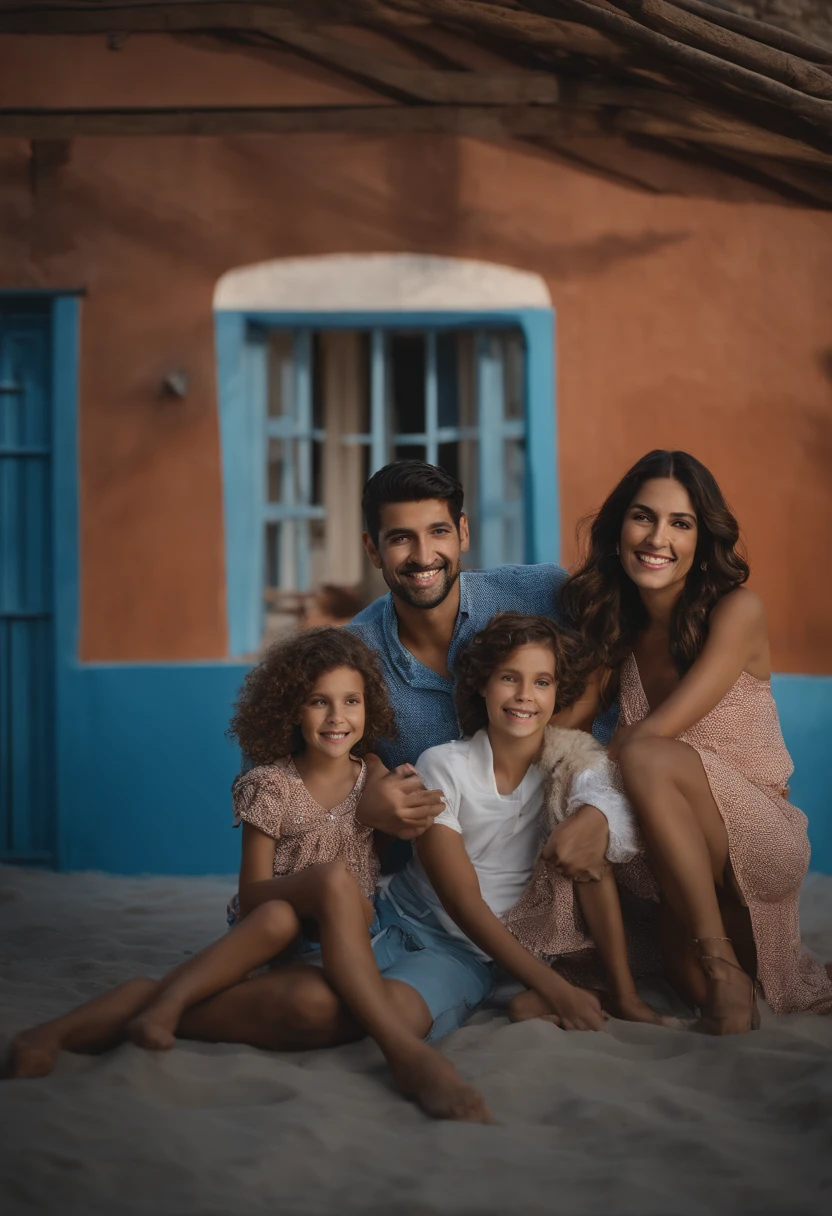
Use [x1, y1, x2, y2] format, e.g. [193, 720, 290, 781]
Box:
[226, 887, 495, 1044]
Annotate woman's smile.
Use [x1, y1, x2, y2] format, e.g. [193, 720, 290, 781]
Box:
[620, 478, 698, 593]
[633, 551, 677, 570]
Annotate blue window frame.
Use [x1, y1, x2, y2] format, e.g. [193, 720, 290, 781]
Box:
[216, 309, 556, 657]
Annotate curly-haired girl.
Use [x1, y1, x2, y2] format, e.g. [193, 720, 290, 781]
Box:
[8, 628, 491, 1123]
[382, 613, 671, 1033]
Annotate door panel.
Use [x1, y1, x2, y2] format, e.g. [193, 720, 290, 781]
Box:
[0, 308, 55, 863]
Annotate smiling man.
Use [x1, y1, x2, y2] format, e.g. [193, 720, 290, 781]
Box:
[348, 461, 573, 766]
[346, 461, 617, 873]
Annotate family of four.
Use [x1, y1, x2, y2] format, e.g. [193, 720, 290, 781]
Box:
[9, 452, 832, 1124]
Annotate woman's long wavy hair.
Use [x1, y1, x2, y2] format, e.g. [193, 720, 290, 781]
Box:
[560, 450, 749, 683]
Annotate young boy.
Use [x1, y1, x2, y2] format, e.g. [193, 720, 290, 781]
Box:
[376, 613, 668, 1029]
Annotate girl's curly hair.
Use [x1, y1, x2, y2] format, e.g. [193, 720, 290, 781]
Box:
[228, 627, 397, 764]
[454, 613, 586, 738]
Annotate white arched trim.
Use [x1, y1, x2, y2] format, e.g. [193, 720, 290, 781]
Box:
[213, 253, 551, 312]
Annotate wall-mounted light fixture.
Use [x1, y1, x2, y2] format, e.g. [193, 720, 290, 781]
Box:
[162, 370, 188, 399]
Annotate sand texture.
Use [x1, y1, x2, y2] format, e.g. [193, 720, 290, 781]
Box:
[1, 865, 831, 1216]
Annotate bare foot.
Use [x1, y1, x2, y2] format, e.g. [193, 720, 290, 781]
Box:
[5, 977, 162, 1079]
[5, 1029, 61, 1079]
[391, 1044, 494, 1124]
[607, 991, 682, 1028]
[694, 956, 759, 1035]
[508, 989, 549, 1023]
[126, 1008, 179, 1051]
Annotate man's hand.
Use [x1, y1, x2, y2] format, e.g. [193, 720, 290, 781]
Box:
[542, 804, 609, 881]
[356, 755, 445, 840]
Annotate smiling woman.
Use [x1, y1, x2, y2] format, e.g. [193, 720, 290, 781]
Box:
[561, 450, 832, 1030]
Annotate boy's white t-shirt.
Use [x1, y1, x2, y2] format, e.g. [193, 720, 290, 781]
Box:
[388, 728, 637, 961]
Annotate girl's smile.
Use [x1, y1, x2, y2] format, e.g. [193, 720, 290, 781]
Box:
[298, 666, 366, 759]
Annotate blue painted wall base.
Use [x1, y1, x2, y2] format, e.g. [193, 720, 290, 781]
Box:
[58, 663, 248, 876]
[50, 665, 832, 877]
[772, 674, 832, 876]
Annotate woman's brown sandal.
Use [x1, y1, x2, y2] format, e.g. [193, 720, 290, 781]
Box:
[692, 936, 760, 1036]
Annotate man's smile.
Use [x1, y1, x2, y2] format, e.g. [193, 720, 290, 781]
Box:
[401, 567, 443, 586]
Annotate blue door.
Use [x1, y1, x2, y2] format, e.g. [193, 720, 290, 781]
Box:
[0, 303, 55, 864]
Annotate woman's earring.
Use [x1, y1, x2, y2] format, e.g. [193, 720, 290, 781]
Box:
[700, 560, 707, 571]
[615, 543, 620, 557]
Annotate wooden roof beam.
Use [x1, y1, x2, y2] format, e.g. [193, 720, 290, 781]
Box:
[0, 102, 593, 139]
[519, 0, 832, 131]
[566, 78, 832, 160]
[2, 97, 830, 168]
[606, 0, 832, 98]
[372, 0, 631, 66]
[0, 4, 561, 106]
[255, 24, 561, 104]
[615, 108, 832, 164]
[670, 0, 832, 65]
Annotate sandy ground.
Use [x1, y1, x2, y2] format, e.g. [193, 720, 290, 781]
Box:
[1, 864, 831, 1216]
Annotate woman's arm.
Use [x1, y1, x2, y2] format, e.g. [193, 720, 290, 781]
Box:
[416, 825, 605, 1030]
[549, 665, 609, 732]
[614, 589, 769, 753]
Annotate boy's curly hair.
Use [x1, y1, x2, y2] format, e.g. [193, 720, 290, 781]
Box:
[228, 627, 397, 764]
[453, 613, 586, 738]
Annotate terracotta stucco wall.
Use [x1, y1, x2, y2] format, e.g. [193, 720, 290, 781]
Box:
[1, 33, 831, 670]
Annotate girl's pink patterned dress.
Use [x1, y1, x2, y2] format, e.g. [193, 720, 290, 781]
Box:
[231, 757, 377, 900]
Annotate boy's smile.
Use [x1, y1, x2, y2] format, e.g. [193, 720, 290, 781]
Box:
[483, 643, 557, 742]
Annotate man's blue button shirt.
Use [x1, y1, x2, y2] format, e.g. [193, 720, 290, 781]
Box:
[346, 563, 616, 767]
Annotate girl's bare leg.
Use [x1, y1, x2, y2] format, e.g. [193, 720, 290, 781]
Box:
[176, 965, 364, 1050]
[136, 863, 490, 1121]
[127, 899, 302, 1049]
[298, 863, 493, 1124]
[6, 965, 366, 1079]
[574, 870, 675, 1026]
[618, 737, 756, 1034]
[7, 898, 343, 1078]
[6, 977, 160, 1078]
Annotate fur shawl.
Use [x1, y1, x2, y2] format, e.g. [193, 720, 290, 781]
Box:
[536, 725, 611, 837]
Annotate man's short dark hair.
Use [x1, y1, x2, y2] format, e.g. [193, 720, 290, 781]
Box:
[362, 460, 465, 545]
